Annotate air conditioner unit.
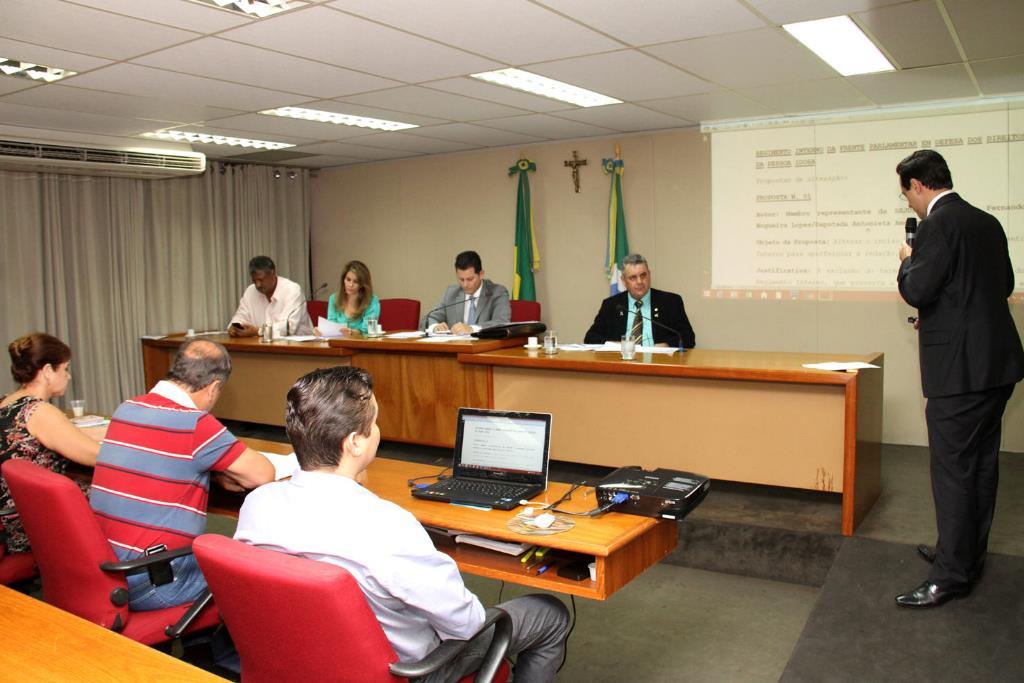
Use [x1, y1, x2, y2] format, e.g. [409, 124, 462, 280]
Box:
[0, 138, 206, 179]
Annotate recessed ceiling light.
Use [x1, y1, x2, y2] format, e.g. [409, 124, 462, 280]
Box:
[783, 15, 895, 76]
[187, 0, 305, 18]
[470, 68, 621, 108]
[141, 130, 294, 150]
[0, 57, 76, 83]
[260, 107, 418, 131]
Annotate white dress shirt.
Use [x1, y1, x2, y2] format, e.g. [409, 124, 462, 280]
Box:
[427, 287, 482, 335]
[234, 469, 485, 662]
[229, 275, 312, 335]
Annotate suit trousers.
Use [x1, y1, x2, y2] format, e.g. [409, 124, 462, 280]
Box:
[925, 383, 1015, 588]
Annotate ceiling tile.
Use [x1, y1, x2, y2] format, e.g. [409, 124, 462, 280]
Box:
[337, 132, 477, 153]
[0, 101, 157, 136]
[62, 0, 252, 32]
[220, 6, 501, 82]
[856, 1, 960, 70]
[339, 86, 527, 121]
[646, 28, 837, 89]
[641, 91, 774, 123]
[200, 113, 372, 140]
[424, 78, 570, 113]
[289, 141, 423, 160]
[745, 0, 906, 24]
[68, 64, 302, 111]
[944, 0, 1024, 61]
[1, 0, 199, 60]
[528, 50, 712, 101]
[2, 84, 241, 124]
[535, 0, 764, 46]
[411, 123, 544, 146]
[0, 79, 38, 96]
[740, 78, 874, 115]
[850, 64, 978, 105]
[328, 0, 622, 63]
[971, 55, 1024, 96]
[475, 114, 616, 139]
[304, 100, 448, 127]
[0, 38, 112, 73]
[134, 38, 399, 98]
[555, 103, 693, 131]
[0, 124, 193, 152]
[277, 154, 365, 168]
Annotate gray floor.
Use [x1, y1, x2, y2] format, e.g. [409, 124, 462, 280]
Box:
[209, 434, 1024, 681]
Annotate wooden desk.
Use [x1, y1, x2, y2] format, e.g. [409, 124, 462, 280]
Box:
[217, 439, 676, 601]
[142, 334, 518, 447]
[0, 585, 219, 682]
[461, 348, 884, 536]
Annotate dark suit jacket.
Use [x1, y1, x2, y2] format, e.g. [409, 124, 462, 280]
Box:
[897, 192, 1024, 398]
[422, 279, 511, 330]
[584, 288, 696, 348]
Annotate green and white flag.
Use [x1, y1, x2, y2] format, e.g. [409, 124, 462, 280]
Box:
[603, 157, 629, 294]
[509, 159, 539, 301]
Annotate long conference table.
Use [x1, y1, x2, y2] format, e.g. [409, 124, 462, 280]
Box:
[143, 334, 883, 535]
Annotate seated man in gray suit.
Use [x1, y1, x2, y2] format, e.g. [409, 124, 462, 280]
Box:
[424, 251, 511, 335]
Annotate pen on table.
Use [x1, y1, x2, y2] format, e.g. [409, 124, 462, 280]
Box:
[536, 562, 554, 575]
[520, 546, 538, 564]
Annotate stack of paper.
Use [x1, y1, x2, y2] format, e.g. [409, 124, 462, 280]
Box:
[71, 415, 109, 427]
[316, 317, 348, 337]
[454, 534, 532, 555]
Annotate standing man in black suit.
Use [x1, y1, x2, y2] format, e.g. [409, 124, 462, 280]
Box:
[894, 149, 1024, 608]
[584, 253, 696, 348]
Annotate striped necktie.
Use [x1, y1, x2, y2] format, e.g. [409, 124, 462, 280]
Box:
[630, 299, 643, 343]
[467, 296, 478, 325]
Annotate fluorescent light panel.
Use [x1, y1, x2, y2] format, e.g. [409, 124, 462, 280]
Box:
[142, 130, 294, 150]
[783, 15, 894, 76]
[260, 107, 418, 131]
[0, 57, 76, 83]
[470, 68, 621, 107]
[188, 0, 304, 18]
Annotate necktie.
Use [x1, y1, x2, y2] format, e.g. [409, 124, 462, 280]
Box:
[467, 296, 478, 325]
[630, 300, 643, 343]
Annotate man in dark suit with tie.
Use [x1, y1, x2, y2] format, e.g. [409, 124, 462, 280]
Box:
[895, 149, 1024, 608]
[584, 253, 696, 348]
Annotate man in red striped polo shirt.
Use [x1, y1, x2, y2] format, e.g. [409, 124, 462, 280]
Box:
[90, 339, 274, 610]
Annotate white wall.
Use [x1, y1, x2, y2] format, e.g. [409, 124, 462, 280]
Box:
[311, 128, 1024, 451]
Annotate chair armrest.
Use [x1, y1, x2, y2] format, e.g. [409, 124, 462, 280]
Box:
[165, 588, 214, 639]
[389, 607, 512, 682]
[99, 545, 194, 574]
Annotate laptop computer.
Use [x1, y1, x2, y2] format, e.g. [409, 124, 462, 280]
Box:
[411, 408, 551, 510]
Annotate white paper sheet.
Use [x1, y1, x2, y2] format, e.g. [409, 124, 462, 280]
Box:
[280, 335, 318, 342]
[596, 342, 679, 355]
[387, 331, 426, 339]
[260, 451, 300, 480]
[316, 316, 348, 337]
[802, 362, 880, 371]
[417, 335, 475, 343]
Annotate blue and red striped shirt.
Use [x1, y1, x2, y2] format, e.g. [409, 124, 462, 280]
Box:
[90, 385, 245, 560]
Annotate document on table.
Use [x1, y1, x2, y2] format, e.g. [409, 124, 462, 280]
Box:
[280, 335, 318, 342]
[802, 362, 880, 371]
[596, 342, 679, 355]
[417, 335, 475, 343]
[261, 451, 300, 480]
[387, 331, 426, 339]
[316, 316, 348, 338]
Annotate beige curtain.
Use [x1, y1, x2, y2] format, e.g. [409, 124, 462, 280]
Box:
[0, 164, 311, 414]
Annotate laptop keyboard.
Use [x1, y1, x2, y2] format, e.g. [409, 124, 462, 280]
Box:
[438, 479, 531, 500]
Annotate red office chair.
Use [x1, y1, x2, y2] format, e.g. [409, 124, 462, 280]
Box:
[0, 506, 36, 586]
[307, 299, 329, 324]
[510, 300, 541, 322]
[379, 298, 421, 331]
[193, 534, 511, 683]
[1, 459, 219, 645]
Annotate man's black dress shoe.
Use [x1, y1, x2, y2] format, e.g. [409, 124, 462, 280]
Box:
[895, 580, 969, 608]
[917, 544, 936, 563]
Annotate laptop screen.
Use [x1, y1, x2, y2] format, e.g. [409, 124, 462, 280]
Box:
[453, 408, 551, 485]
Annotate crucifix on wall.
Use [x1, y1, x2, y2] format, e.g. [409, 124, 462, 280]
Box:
[563, 150, 587, 193]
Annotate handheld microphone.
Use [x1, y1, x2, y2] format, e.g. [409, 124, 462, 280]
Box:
[615, 304, 688, 350]
[307, 282, 328, 301]
[904, 217, 917, 248]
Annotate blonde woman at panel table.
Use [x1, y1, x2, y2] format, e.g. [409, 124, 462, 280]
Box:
[319, 260, 381, 336]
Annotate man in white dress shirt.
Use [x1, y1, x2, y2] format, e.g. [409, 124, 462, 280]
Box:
[228, 255, 312, 337]
[234, 366, 569, 682]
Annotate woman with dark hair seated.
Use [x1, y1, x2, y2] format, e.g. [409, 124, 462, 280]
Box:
[1, 333, 101, 554]
[324, 260, 381, 336]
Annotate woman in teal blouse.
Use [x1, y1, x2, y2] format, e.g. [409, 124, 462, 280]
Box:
[327, 260, 380, 335]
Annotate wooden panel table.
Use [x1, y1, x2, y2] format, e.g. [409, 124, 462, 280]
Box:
[142, 334, 518, 447]
[461, 348, 884, 536]
[214, 439, 676, 601]
[0, 585, 220, 682]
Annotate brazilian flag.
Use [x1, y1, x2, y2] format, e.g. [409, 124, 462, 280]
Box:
[603, 157, 629, 295]
[509, 159, 539, 301]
